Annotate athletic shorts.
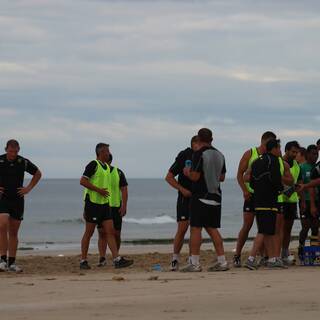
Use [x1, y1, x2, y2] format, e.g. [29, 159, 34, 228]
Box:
[111, 207, 122, 231]
[83, 200, 111, 225]
[283, 203, 298, 220]
[176, 194, 190, 222]
[300, 201, 320, 220]
[190, 197, 221, 228]
[243, 196, 255, 213]
[0, 198, 24, 221]
[255, 210, 277, 235]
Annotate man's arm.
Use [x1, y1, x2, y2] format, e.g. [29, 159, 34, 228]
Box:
[80, 176, 108, 197]
[18, 169, 42, 197]
[282, 161, 294, 185]
[119, 186, 128, 217]
[237, 149, 251, 200]
[165, 171, 192, 197]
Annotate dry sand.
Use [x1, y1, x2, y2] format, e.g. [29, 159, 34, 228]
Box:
[0, 246, 319, 320]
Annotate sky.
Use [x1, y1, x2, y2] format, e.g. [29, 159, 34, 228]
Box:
[0, 0, 319, 178]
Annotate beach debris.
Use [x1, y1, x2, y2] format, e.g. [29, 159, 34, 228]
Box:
[44, 278, 56, 281]
[148, 276, 159, 281]
[57, 254, 64, 257]
[112, 276, 125, 281]
[152, 264, 162, 271]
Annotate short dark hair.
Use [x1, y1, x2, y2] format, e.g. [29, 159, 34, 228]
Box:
[197, 128, 213, 143]
[266, 139, 280, 152]
[108, 153, 113, 164]
[317, 139, 320, 146]
[285, 140, 300, 152]
[306, 144, 318, 153]
[5, 139, 20, 150]
[261, 131, 276, 143]
[95, 143, 109, 156]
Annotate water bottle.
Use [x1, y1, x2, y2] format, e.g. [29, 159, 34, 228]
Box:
[185, 160, 192, 168]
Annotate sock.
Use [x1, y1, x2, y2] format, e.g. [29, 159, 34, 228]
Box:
[191, 255, 200, 266]
[1, 255, 7, 262]
[217, 255, 227, 265]
[113, 256, 121, 262]
[8, 257, 15, 266]
[80, 259, 87, 263]
[281, 248, 289, 259]
[188, 256, 192, 264]
[248, 256, 255, 262]
[268, 257, 276, 263]
[172, 254, 179, 262]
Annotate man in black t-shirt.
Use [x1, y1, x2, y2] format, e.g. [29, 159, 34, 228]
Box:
[165, 136, 199, 271]
[0, 139, 41, 272]
[180, 128, 228, 272]
[97, 154, 129, 267]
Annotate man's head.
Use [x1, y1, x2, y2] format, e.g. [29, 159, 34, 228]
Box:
[316, 138, 320, 151]
[306, 144, 318, 165]
[296, 147, 306, 164]
[95, 143, 110, 162]
[197, 128, 213, 146]
[190, 135, 200, 152]
[284, 140, 300, 161]
[260, 131, 277, 153]
[5, 139, 20, 161]
[266, 139, 281, 157]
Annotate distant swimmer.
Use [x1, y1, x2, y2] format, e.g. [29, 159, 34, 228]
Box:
[165, 135, 200, 271]
[0, 140, 41, 272]
[80, 143, 133, 270]
[97, 153, 128, 267]
[233, 131, 276, 267]
[180, 128, 228, 272]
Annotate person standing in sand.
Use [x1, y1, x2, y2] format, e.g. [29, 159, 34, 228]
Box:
[233, 131, 277, 267]
[0, 139, 42, 272]
[180, 128, 228, 272]
[165, 135, 200, 271]
[80, 143, 133, 270]
[97, 153, 128, 267]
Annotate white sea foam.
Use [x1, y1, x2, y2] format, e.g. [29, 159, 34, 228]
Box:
[124, 215, 175, 225]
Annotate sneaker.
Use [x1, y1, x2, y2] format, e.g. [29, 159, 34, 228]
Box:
[80, 260, 91, 270]
[8, 263, 23, 273]
[282, 255, 296, 266]
[233, 255, 241, 268]
[97, 257, 107, 267]
[180, 263, 202, 272]
[170, 259, 179, 271]
[257, 256, 268, 267]
[267, 258, 288, 269]
[0, 260, 8, 272]
[244, 258, 258, 270]
[207, 261, 229, 272]
[114, 257, 133, 269]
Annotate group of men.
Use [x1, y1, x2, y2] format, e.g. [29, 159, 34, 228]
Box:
[167, 130, 320, 271]
[0, 132, 319, 273]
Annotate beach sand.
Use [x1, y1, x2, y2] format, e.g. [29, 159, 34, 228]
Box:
[1, 245, 319, 320]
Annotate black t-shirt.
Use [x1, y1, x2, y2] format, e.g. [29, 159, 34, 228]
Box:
[191, 146, 226, 202]
[0, 154, 38, 200]
[311, 161, 320, 198]
[169, 148, 193, 194]
[110, 166, 128, 188]
[250, 153, 282, 208]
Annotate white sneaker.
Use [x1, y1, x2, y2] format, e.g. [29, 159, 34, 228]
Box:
[180, 263, 202, 272]
[8, 263, 23, 273]
[0, 260, 7, 272]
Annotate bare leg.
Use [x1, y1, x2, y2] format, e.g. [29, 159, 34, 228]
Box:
[299, 218, 310, 246]
[282, 218, 294, 255]
[8, 218, 21, 258]
[102, 219, 118, 259]
[235, 212, 254, 256]
[98, 227, 107, 258]
[190, 227, 202, 255]
[81, 222, 96, 260]
[115, 230, 121, 251]
[249, 233, 264, 257]
[205, 227, 224, 256]
[0, 214, 9, 257]
[173, 220, 189, 255]
[275, 213, 284, 257]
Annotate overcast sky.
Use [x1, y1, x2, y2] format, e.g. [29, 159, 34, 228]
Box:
[0, 0, 319, 178]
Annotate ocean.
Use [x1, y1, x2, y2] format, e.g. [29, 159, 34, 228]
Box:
[19, 179, 302, 250]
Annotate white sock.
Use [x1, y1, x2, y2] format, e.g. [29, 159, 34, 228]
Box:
[172, 254, 179, 262]
[268, 257, 276, 263]
[217, 255, 227, 265]
[191, 255, 200, 266]
[113, 256, 121, 262]
[188, 256, 192, 264]
[248, 256, 255, 262]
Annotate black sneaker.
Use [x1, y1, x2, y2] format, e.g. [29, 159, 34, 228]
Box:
[97, 257, 107, 267]
[114, 257, 134, 269]
[170, 259, 179, 271]
[233, 255, 241, 268]
[80, 260, 91, 270]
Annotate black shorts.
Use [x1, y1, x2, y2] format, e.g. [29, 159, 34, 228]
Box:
[300, 201, 320, 220]
[0, 198, 24, 221]
[190, 197, 221, 228]
[177, 194, 190, 222]
[256, 210, 277, 235]
[111, 207, 122, 231]
[283, 203, 298, 220]
[243, 196, 255, 213]
[83, 200, 111, 225]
